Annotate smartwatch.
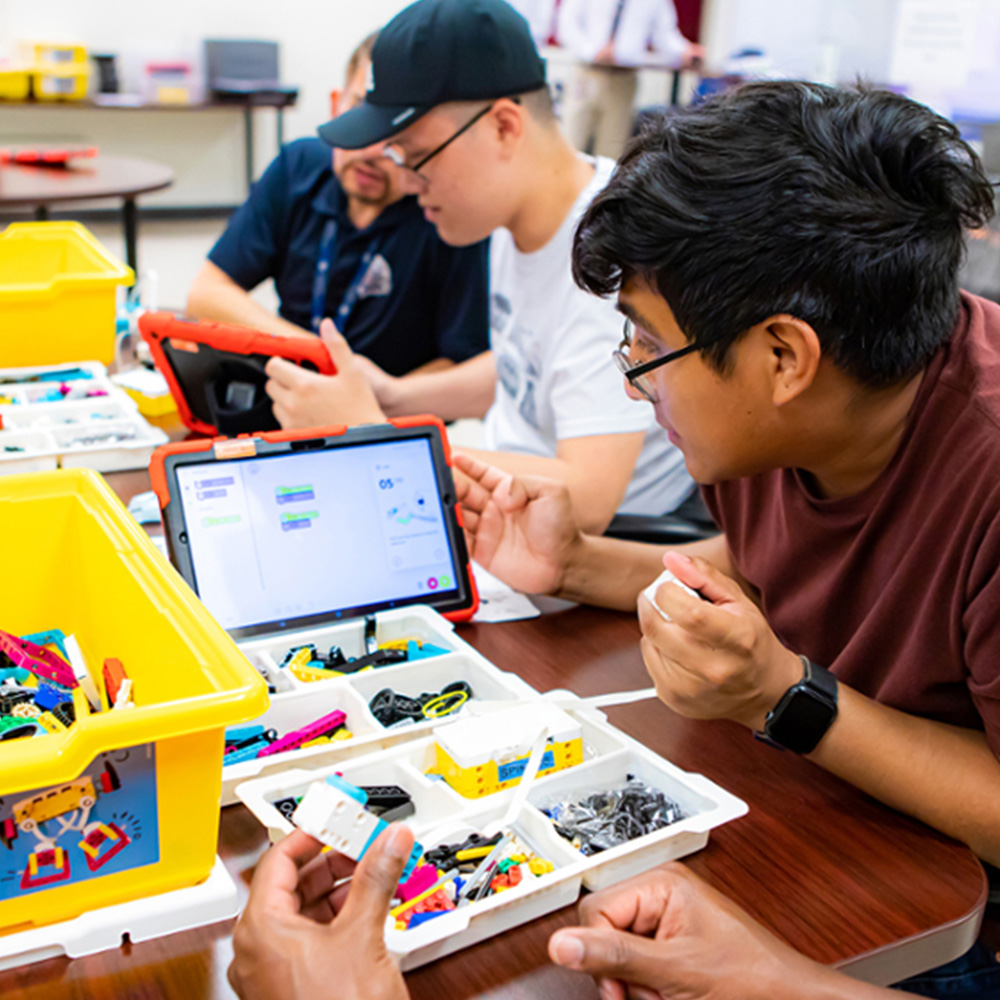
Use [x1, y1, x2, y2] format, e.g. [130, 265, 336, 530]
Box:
[757, 655, 838, 754]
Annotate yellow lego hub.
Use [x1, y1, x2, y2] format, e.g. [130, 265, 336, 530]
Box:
[432, 702, 584, 799]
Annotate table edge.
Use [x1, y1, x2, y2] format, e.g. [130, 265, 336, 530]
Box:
[834, 869, 988, 985]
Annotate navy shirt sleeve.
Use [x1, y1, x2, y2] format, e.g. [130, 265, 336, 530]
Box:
[427, 238, 491, 363]
[207, 149, 290, 291]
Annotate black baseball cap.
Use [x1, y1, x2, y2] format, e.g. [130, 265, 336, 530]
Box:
[318, 0, 547, 150]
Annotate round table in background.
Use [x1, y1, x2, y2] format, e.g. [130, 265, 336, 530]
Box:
[0, 155, 175, 273]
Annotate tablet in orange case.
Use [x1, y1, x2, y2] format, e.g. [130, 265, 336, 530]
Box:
[150, 416, 478, 634]
[139, 312, 336, 436]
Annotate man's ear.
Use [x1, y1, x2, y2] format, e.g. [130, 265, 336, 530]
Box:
[760, 315, 822, 406]
[330, 88, 342, 118]
[492, 98, 526, 158]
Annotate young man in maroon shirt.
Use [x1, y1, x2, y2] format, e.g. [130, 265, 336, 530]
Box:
[453, 82, 1000, 996]
[227, 82, 999, 1000]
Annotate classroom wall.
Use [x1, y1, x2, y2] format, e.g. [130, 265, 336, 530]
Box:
[701, 0, 900, 83]
[0, 0, 413, 206]
[702, 0, 1000, 120]
[4, 0, 997, 211]
[0, 0, 693, 208]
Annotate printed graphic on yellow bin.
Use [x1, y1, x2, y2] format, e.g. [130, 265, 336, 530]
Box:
[1, 749, 157, 896]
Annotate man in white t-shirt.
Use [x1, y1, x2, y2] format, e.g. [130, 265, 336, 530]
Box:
[264, 0, 693, 534]
[486, 155, 688, 516]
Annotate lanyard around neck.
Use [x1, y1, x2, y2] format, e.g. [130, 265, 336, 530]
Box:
[311, 219, 382, 334]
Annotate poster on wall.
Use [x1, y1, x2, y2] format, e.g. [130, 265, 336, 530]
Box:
[889, 0, 1000, 120]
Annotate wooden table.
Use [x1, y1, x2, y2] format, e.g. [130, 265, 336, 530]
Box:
[0, 155, 174, 272]
[0, 465, 986, 1000]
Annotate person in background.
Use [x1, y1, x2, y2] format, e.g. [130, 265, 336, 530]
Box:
[263, 0, 694, 536]
[186, 32, 489, 378]
[505, 0, 559, 47]
[227, 824, 924, 1000]
[558, 0, 704, 158]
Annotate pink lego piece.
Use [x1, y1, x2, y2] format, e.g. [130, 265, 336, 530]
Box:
[255, 709, 346, 758]
[0, 629, 77, 689]
[397, 864, 439, 903]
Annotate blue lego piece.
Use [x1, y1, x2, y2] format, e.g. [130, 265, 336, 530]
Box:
[371, 833, 424, 883]
[325, 773, 368, 805]
[34, 368, 92, 383]
[407, 910, 449, 928]
[405, 640, 450, 661]
[225, 724, 265, 743]
[33, 682, 67, 711]
[0, 667, 30, 684]
[222, 737, 271, 765]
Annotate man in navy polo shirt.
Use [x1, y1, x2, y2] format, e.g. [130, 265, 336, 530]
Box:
[185, 33, 489, 377]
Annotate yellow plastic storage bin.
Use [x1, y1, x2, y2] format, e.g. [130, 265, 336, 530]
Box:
[0, 469, 268, 934]
[0, 223, 133, 367]
[0, 68, 31, 101]
[30, 44, 88, 65]
[32, 66, 89, 101]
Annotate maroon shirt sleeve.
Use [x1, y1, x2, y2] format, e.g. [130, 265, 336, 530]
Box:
[963, 483, 1000, 756]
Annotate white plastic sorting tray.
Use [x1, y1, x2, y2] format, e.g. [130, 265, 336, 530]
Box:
[221, 603, 538, 804]
[0, 361, 168, 473]
[236, 697, 748, 970]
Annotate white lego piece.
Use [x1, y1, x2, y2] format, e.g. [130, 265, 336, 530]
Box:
[112, 677, 134, 710]
[641, 569, 700, 623]
[63, 633, 101, 711]
[291, 780, 383, 860]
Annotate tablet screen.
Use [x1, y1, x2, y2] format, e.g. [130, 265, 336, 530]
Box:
[173, 436, 461, 632]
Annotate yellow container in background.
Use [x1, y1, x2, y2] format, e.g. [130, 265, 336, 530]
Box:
[30, 43, 88, 66]
[120, 384, 179, 417]
[0, 469, 269, 933]
[31, 66, 89, 101]
[13, 42, 88, 100]
[0, 68, 31, 101]
[0, 222, 133, 367]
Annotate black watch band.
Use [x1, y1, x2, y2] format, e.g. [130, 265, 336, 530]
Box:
[757, 655, 838, 754]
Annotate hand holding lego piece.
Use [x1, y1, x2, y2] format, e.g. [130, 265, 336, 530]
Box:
[291, 775, 422, 882]
[641, 568, 700, 623]
[637, 552, 802, 731]
[229, 826, 412, 1000]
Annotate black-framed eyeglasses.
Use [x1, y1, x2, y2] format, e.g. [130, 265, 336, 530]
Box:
[612, 318, 700, 403]
[384, 102, 493, 181]
[384, 99, 514, 181]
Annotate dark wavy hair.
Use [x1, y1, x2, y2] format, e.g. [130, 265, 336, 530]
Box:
[572, 81, 996, 386]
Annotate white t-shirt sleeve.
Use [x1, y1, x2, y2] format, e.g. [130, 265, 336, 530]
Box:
[548, 293, 655, 440]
